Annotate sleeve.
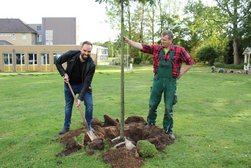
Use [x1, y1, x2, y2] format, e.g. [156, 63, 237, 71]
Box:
[180, 47, 195, 65]
[78, 63, 96, 101]
[55, 50, 79, 76]
[141, 44, 155, 54]
[55, 50, 71, 76]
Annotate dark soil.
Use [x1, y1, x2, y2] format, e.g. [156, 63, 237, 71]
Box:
[57, 115, 174, 168]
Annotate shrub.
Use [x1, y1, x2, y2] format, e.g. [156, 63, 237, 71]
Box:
[197, 46, 219, 65]
[136, 140, 158, 158]
[134, 57, 142, 64]
[214, 62, 244, 69]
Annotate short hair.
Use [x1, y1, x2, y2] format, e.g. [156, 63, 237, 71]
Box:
[81, 41, 93, 47]
[162, 31, 173, 40]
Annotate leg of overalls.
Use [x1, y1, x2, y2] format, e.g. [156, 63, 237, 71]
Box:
[147, 77, 164, 125]
[163, 78, 176, 133]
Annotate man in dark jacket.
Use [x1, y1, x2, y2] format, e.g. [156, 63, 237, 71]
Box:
[56, 41, 96, 135]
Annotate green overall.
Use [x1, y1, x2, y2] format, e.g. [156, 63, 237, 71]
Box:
[147, 49, 177, 133]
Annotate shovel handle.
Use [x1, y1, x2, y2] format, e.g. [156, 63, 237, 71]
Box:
[66, 82, 88, 129]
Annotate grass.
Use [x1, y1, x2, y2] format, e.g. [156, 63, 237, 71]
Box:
[0, 65, 250, 168]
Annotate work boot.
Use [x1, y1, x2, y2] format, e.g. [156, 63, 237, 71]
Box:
[166, 131, 175, 140]
[144, 123, 155, 129]
[59, 128, 69, 135]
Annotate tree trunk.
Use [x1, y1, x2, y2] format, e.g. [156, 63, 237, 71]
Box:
[139, 4, 145, 59]
[233, 37, 240, 64]
[233, 0, 240, 65]
[120, 0, 125, 140]
[127, 5, 132, 56]
[151, 6, 155, 44]
[159, 0, 163, 35]
[139, 4, 144, 43]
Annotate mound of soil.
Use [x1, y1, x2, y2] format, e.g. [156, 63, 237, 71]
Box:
[103, 148, 144, 168]
[57, 115, 174, 168]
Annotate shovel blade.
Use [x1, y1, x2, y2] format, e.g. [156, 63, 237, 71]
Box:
[87, 130, 98, 141]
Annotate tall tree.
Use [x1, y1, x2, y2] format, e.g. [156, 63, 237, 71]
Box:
[102, 0, 156, 56]
[240, 1, 251, 49]
[215, 0, 251, 64]
[126, 3, 132, 54]
[184, 1, 229, 59]
[150, 5, 155, 43]
[96, 0, 155, 140]
[158, 0, 163, 34]
[96, 0, 125, 140]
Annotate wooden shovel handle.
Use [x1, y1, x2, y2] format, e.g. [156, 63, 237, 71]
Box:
[66, 82, 88, 129]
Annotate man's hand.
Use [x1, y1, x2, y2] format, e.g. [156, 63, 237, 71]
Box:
[64, 73, 69, 83]
[123, 36, 143, 50]
[76, 99, 81, 108]
[178, 64, 192, 79]
[123, 36, 129, 43]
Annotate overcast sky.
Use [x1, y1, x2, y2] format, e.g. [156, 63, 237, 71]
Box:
[0, 0, 117, 43]
[1, 0, 214, 44]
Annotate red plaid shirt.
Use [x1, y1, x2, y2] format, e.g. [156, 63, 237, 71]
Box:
[141, 43, 194, 77]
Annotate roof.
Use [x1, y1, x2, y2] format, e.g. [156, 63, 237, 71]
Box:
[243, 47, 251, 54]
[0, 40, 13, 45]
[0, 19, 37, 33]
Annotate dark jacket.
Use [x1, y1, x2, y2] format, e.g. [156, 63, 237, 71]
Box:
[56, 50, 96, 101]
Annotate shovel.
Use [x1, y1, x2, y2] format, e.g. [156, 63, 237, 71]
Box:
[66, 82, 98, 141]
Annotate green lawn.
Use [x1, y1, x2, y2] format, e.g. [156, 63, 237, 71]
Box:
[0, 65, 250, 168]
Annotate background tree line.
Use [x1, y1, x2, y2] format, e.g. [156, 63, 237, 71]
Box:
[96, 0, 251, 67]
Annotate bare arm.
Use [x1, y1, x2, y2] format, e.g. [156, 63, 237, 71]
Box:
[178, 64, 192, 79]
[124, 37, 143, 50]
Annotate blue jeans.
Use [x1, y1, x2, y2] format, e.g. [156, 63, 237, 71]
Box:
[63, 83, 93, 129]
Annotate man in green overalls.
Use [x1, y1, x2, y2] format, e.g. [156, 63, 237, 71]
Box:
[124, 30, 194, 140]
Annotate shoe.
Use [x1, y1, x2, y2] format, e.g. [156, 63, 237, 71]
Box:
[144, 123, 155, 129]
[59, 128, 69, 135]
[87, 125, 95, 132]
[167, 132, 175, 140]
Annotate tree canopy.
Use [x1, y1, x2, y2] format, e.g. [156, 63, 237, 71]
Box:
[96, 0, 251, 65]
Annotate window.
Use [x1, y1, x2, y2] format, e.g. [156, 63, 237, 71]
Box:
[37, 25, 41, 31]
[16, 53, 25, 65]
[11, 34, 16, 40]
[28, 53, 37, 65]
[53, 53, 62, 64]
[40, 53, 49, 65]
[3, 53, 12, 64]
[0, 33, 11, 37]
[101, 48, 108, 54]
[22, 34, 26, 40]
[37, 35, 42, 43]
[45, 30, 53, 45]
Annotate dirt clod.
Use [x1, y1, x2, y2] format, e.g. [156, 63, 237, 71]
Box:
[57, 115, 174, 167]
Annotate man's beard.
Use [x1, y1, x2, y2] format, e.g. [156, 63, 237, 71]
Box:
[161, 43, 169, 48]
[81, 54, 89, 60]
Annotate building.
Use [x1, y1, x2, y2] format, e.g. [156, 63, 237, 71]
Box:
[28, 24, 43, 45]
[0, 45, 97, 72]
[0, 18, 76, 46]
[0, 18, 107, 72]
[93, 45, 109, 65]
[42, 17, 76, 45]
[0, 19, 37, 45]
[243, 47, 251, 74]
[28, 17, 76, 45]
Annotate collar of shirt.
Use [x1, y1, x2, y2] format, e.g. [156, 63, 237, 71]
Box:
[161, 43, 174, 53]
[163, 48, 169, 55]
